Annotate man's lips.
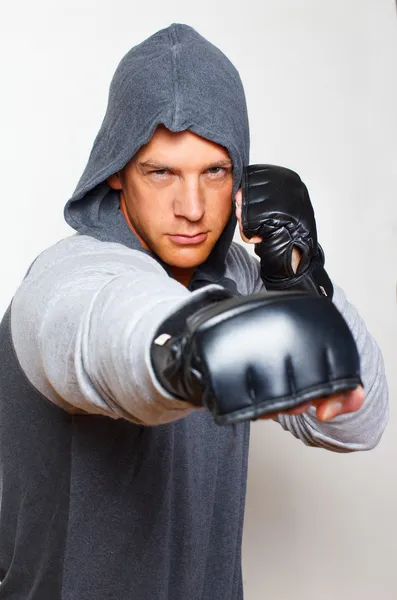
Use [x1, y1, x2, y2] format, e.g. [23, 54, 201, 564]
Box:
[168, 232, 208, 245]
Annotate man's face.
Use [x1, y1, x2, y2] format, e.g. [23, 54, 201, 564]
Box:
[107, 126, 233, 272]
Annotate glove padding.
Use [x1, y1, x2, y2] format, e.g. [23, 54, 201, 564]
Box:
[242, 164, 334, 298]
[151, 289, 361, 426]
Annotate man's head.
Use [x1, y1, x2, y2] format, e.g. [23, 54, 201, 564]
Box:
[65, 24, 250, 285]
[107, 125, 233, 283]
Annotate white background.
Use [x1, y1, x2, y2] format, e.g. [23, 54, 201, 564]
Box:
[0, 1, 396, 598]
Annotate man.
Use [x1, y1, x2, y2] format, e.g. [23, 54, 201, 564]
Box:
[0, 23, 388, 600]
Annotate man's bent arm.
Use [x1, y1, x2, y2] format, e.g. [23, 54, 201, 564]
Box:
[11, 235, 213, 426]
[226, 242, 389, 451]
[275, 283, 389, 451]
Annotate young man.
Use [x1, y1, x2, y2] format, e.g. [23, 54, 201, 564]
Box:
[0, 23, 388, 600]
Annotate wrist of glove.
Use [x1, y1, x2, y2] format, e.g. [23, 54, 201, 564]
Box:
[255, 243, 334, 298]
[151, 288, 361, 426]
[242, 164, 334, 299]
[151, 287, 235, 406]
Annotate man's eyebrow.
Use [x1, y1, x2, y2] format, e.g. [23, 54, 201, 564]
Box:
[138, 161, 172, 169]
[206, 159, 233, 168]
[138, 159, 233, 170]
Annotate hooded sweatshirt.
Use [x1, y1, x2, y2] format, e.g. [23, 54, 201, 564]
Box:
[0, 23, 388, 600]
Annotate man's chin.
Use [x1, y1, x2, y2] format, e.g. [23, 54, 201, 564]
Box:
[157, 246, 213, 270]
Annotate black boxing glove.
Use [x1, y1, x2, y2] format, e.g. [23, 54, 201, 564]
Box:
[242, 164, 333, 298]
[150, 287, 361, 426]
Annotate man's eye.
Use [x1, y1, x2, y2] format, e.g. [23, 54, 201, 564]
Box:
[207, 167, 226, 176]
[150, 169, 169, 177]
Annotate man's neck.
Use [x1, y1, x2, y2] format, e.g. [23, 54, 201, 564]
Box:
[170, 267, 195, 289]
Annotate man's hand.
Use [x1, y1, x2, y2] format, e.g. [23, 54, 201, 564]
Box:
[258, 386, 365, 422]
[151, 285, 362, 426]
[240, 165, 334, 298]
[236, 186, 302, 271]
[235, 188, 365, 422]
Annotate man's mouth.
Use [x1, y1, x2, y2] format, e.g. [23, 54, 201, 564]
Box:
[168, 233, 208, 245]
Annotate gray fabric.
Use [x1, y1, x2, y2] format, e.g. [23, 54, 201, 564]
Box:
[0, 21, 389, 600]
[0, 307, 72, 599]
[0, 303, 249, 600]
[12, 235, 203, 425]
[66, 23, 249, 205]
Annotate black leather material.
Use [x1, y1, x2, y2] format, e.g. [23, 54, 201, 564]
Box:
[242, 164, 334, 299]
[151, 287, 236, 403]
[151, 290, 362, 426]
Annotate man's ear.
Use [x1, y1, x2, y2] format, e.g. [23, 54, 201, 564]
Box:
[233, 188, 242, 208]
[107, 172, 123, 190]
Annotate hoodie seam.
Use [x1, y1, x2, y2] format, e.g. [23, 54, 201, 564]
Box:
[169, 27, 180, 129]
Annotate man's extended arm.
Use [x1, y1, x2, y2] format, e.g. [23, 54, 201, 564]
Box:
[12, 233, 364, 428]
[11, 235, 200, 425]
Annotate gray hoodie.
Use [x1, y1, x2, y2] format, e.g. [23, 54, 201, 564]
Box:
[0, 23, 388, 600]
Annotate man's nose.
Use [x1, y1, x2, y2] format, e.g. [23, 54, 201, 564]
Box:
[173, 180, 205, 222]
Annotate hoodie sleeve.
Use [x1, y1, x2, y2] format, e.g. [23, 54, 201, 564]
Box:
[226, 242, 389, 451]
[11, 235, 215, 426]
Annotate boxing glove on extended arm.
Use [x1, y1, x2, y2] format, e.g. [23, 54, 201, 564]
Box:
[242, 164, 334, 298]
[151, 288, 361, 426]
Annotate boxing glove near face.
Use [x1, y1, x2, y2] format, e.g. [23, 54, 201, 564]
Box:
[242, 164, 334, 299]
[151, 288, 361, 426]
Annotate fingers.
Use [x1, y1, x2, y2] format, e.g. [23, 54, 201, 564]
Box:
[291, 247, 302, 274]
[315, 386, 365, 422]
[256, 386, 365, 423]
[257, 401, 312, 421]
[234, 189, 302, 273]
[234, 188, 262, 244]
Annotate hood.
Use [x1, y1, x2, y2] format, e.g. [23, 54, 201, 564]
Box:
[64, 23, 250, 285]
